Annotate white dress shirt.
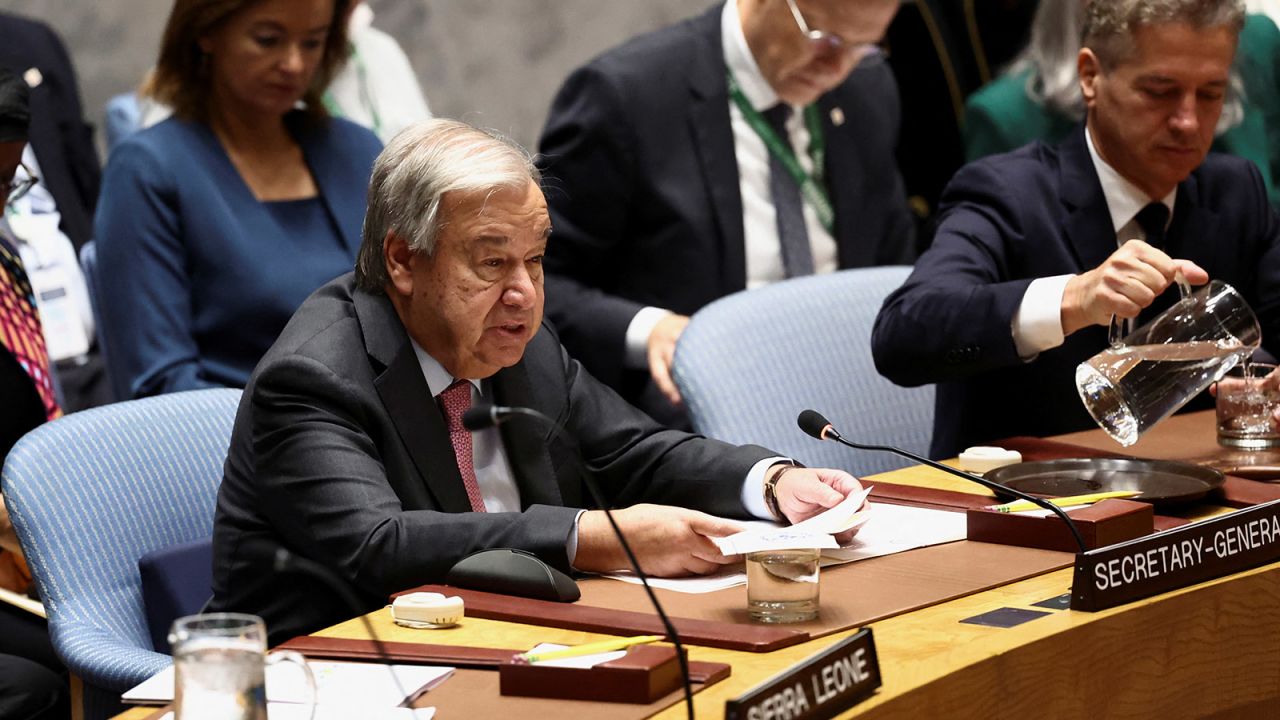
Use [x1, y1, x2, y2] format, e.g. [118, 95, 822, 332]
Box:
[409, 339, 780, 563]
[622, 0, 838, 367]
[1010, 128, 1176, 359]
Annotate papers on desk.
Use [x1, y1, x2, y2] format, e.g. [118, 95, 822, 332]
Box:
[123, 660, 453, 712]
[711, 486, 874, 556]
[153, 706, 436, 720]
[603, 500, 969, 594]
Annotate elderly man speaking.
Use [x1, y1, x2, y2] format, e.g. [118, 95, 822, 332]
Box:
[211, 119, 865, 642]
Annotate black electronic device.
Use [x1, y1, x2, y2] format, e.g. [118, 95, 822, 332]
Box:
[446, 548, 581, 602]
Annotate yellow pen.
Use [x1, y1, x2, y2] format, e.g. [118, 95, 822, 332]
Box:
[988, 490, 1142, 514]
[515, 634, 664, 664]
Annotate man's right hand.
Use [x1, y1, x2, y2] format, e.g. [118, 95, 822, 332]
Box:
[646, 314, 690, 407]
[1060, 240, 1208, 336]
[573, 504, 743, 576]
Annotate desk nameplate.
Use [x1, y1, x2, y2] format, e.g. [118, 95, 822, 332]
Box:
[724, 628, 880, 720]
[1071, 498, 1280, 611]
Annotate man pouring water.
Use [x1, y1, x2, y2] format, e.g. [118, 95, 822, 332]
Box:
[871, 0, 1280, 458]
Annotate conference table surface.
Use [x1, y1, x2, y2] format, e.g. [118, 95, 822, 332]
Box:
[115, 410, 1280, 719]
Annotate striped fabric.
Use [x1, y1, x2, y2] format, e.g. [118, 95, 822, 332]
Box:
[1, 388, 241, 719]
[671, 266, 934, 476]
[0, 232, 61, 421]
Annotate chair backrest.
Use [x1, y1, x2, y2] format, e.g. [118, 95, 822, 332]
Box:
[1, 388, 240, 714]
[672, 267, 933, 476]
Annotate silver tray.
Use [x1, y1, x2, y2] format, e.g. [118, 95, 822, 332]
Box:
[985, 458, 1225, 506]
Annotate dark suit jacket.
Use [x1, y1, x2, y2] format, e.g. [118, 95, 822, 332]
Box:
[211, 274, 773, 643]
[538, 5, 915, 416]
[0, 12, 99, 251]
[872, 125, 1280, 458]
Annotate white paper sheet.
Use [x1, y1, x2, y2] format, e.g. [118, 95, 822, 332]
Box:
[123, 660, 453, 708]
[602, 501, 968, 593]
[154, 706, 436, 720]
[818, 502, 969, 564]
[710, 486, 874, 555]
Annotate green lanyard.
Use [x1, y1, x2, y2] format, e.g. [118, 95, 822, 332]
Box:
[323, 46, 382, 138]
[727, 70, 834, 234]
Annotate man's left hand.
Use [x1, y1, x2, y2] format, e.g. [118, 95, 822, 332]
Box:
[769, 465, 867, 541]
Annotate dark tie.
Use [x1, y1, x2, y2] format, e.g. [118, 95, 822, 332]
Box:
[438, 379, 486, 512]
[1135, 203, 1170, 248]
[762, 104, 815, 278]
[0, 232, 60, 422]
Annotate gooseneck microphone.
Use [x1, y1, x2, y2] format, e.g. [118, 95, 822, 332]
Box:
[797, 409, 1088, 554]
[463, 403, 695, 719]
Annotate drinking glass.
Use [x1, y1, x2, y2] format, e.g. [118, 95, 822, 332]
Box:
[1216, 362, 1280, 449]
[746, 548, 820, 623]
[1076, 280, 1260, 446]
[170, 613, 314, 720]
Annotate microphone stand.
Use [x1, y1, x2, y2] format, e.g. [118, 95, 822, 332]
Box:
[471, 405, 697, 719]
[805, 420, 1087, 554]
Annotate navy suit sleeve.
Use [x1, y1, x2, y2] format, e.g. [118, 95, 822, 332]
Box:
[871, 159, 1041, 386]
[539, 64, 648, 380]
[95, 138, 218, 398]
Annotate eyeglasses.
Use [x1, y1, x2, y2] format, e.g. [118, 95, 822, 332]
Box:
[3, 162, 37, 207]
[783, 0, 885, 64]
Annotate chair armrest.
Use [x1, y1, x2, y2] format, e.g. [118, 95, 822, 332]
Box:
[50, 620, 173, 692]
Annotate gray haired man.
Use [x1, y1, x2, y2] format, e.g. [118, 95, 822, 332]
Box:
[211, 119, 866, 642]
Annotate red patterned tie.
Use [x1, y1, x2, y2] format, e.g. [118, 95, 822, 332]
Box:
[0, 234, 60, 422]
[439, 379, 486, 512]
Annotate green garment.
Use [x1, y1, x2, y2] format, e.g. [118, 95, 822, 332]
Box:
[963, 14, 1280, 206]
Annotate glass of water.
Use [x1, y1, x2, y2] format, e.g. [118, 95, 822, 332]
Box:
[1217, 362, 1280, 448]
[746, 548, 820, 623]
[169, 613, 314, 720]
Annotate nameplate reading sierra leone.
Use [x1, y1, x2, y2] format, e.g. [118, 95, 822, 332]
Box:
[1071, 498, 1280, 611]
[725, 628, 880, 720]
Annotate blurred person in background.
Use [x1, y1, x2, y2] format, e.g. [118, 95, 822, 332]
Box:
[963, 0, 1280, 206]
[0, 66, 70, 720]
[0, 10, 110, 412]
[95, 0, 381, 398]
[135, 0, 430, 144]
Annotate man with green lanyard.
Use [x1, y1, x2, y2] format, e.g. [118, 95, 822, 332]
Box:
[539, 0, 916, 427]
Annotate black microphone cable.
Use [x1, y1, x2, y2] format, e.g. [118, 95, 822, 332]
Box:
[463, 403, 697, 719]
[797, 409, 1088, 553]
[271, 548, 411, 707]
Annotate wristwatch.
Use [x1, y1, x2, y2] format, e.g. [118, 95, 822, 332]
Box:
[763, 462, 803, 522]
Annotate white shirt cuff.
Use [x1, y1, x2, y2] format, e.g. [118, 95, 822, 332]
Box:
[1011, 275, 1074, 360]
[624, 306, 674, 369]
[742, 457, 791, 520]
[567, 508, 588, 567]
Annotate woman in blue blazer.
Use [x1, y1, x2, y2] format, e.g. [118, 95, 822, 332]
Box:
[95, 0, 381, 398]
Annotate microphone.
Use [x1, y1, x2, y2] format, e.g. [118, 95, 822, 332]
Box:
[797, 409, 1088, 553]
[465, 403, 695, 719]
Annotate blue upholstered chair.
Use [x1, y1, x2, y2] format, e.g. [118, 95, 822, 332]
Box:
[671, 266, 934, 476]
[1, 388, 241, 720]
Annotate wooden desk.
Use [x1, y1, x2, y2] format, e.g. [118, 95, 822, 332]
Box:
[116, 413, 1280, 718]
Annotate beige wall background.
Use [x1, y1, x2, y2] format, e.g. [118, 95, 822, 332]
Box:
[5, 0, 711, 151]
